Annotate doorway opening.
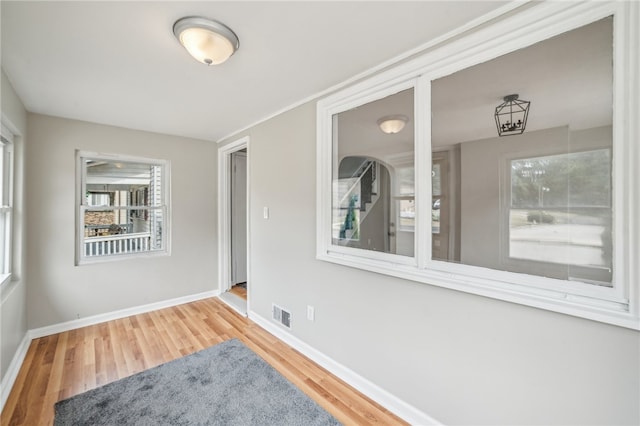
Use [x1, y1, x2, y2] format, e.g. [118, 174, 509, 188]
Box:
[229, 149, 247, 299]
[218, 137, 249, 316]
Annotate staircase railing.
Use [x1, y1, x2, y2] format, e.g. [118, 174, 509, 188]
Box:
[335, 161, 377, 241]
[338, 161, 374, 207]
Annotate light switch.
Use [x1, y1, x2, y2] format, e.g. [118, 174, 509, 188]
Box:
[307, 305, 315, 321]
[263, 206, 269, 219]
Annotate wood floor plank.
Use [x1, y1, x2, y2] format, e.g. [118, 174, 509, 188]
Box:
[228, 284, 247, 300]
[39, 333, 68, 423]
[107, 320, 131, 380]
[0, 297, 407, 426]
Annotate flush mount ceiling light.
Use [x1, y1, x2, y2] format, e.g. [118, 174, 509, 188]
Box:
[495, 94, 530, 136]
[173, 17, 239, 65]
[377, 115, 409, 134]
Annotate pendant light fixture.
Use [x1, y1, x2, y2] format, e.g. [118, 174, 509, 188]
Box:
[495, 94, 530, 136]
[173, 17, 239, 65]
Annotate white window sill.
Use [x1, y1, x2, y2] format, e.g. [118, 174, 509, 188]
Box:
[0, 272, 11, 287]
[76, 250, 169, 266]
[319, 250, 638, 331]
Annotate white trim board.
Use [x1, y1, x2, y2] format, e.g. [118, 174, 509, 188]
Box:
[249, 310, 442, 426]
[0, 333, 30, 413]
[29, 290, 219, 339]
[217, 293, 248, 318]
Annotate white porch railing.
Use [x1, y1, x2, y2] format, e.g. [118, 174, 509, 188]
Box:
[84, 232, 152, 257]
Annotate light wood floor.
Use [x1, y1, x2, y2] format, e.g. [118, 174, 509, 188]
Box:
[1, 297, 405, 425]
[228, 283, 247, 300]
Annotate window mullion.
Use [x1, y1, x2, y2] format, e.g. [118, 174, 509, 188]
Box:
[415, 75, 432, 269]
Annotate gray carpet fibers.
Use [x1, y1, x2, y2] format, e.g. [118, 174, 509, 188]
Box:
[54, 338, 341, 425]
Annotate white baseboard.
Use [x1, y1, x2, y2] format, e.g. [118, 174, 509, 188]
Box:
[217, 293, 248, 317]
[249, 310, 441, 426]
[0, 333, 31, 413]
[29, 290, 219, 339]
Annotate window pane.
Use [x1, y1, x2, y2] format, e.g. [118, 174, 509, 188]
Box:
[0, 212, 8, 274]
[430, 17, 613, 285]
[0, 140, 11, 274]
[332, 88, 415, 256]
[397, 165, 415, 231]
[509, 150, 612, 282]
[1, 143, 10, 207]
[85, 159, 162, 207]
[431, 162, 442, 235]
[399, 199, 415, 230]
[87, 192, 110, 206]
[83, 208, 164, 257]
[80, 155, 166, 261]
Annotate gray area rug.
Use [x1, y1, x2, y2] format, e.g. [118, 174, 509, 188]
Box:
[54, 339, 341, 425]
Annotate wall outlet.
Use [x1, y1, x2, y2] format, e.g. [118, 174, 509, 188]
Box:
[307, 305, 315, 321]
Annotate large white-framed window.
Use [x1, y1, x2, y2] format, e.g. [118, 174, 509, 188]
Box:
[76, 151, 170, 264]
[0, 124, 14, 285]
[317, 1, 639, 329]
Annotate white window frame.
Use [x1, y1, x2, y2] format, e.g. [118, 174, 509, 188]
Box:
[317, 1, 639, 329]
[76, 151, 171, 265]
[0, 123, 14, 286]
[389, 152, 416, 234]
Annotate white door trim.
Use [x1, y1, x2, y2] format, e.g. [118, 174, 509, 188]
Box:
[218, 136, 250, 312]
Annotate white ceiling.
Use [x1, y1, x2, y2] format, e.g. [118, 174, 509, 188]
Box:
[0, 1, 506, 142]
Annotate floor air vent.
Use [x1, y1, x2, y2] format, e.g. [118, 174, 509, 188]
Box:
[272, 304, 291, 329]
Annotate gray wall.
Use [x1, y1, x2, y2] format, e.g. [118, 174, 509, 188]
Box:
[1, 70, 28, 383]
[25, 114, 218, 329]
[222, 102, 639, 425]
